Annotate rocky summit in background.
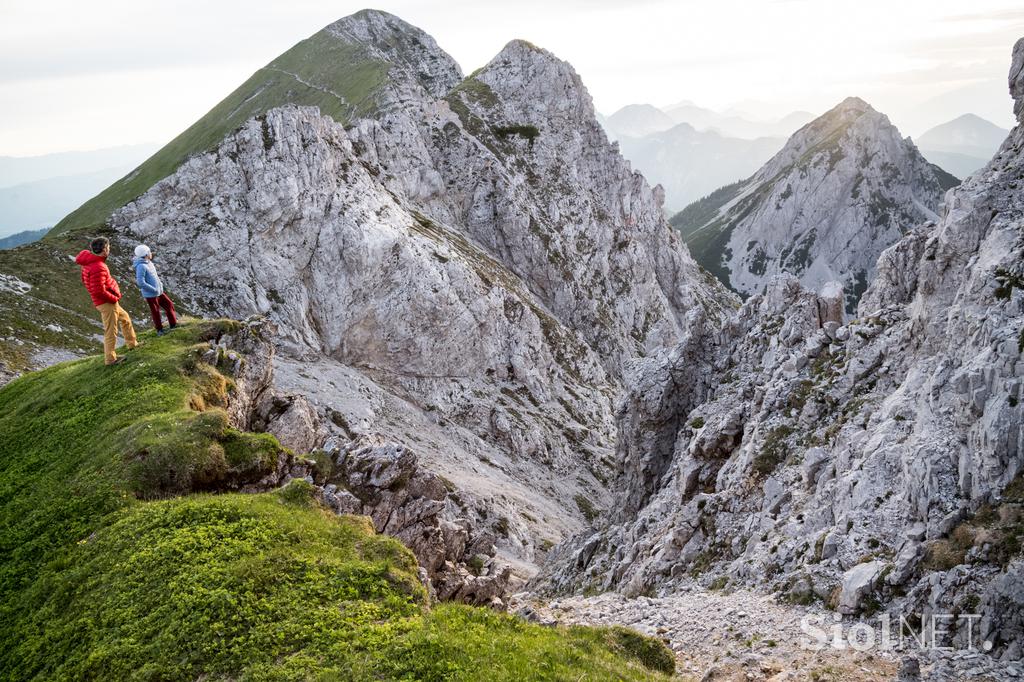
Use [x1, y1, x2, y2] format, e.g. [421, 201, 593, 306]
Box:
[540, 37, 1024, 662]
[94, 10, 735, 597]
[603, 103, 676, 139]
[916, 113, 1010, 180]
[672, 97, 960, 313]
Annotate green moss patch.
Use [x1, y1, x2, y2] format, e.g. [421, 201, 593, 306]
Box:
[575, 493, 599, 523]
[752, 424, 795, 479]
[493, 124, 541, 144]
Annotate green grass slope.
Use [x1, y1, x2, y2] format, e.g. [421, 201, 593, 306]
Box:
[0, 320, 674, 681]
[50, 29, 390, 237]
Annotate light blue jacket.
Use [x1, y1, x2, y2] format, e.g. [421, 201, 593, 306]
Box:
[133, 256, 163, 299]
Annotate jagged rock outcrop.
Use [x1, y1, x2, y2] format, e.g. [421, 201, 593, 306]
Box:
[320, 435, 512, 604]
[201, 319, 511, 602]
[916, 113, 1010, 179]
[108, 10, 734, 591]
[540, 38, 1024, 658]
[673, 97, 959, 312]
[348, 36, 732, 370]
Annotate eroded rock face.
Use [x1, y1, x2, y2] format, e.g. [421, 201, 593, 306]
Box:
[319, 435, 513, 604]
[256, 393, 322, 455]
[676, 97, 956, 313]
[110, 11, 734, 593]
[196, 319, 314, 493]
[198, 318, 276, 433]
[199, 321, 504, 600]
[349, 37, 734, 372]
[540, 38, 1024, 657]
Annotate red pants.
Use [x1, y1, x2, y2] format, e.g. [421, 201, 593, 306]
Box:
[145, 293, 177, 331]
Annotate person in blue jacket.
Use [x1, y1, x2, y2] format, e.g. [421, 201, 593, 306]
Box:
[133, 244, 178, 335]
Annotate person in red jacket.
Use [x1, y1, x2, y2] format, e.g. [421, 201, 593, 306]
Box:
[75, 237, 138, 366]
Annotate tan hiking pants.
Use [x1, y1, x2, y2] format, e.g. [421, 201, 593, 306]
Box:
[97, 302, 137, 364]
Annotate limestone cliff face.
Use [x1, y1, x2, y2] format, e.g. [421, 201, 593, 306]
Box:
[348, 37, 733, 373]
[110, 10, 734, 590]
[675, 97, 958, 312]
[542, 39, 1024, 656]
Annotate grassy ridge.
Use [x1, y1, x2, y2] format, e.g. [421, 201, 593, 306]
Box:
[0, 321, 279, 601]
[0, 320, 674, 680]
[50, 30, 390, 237]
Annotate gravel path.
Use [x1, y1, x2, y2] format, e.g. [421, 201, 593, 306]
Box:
[512, 585, 1024, 681]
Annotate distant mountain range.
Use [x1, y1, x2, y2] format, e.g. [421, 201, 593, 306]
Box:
[604, 104, 675, 138]
[601, 101, 998, 219]
[614, 124, 785, 210]
[600, 103, 814, 209]
[663, 101, 815, 139]
[0, 143, 158, 238]
[0, 228, 48, 250]
[602, 102, 815, 141]
[0, 144, 157, 188]
[914, 113, 1009, 179]
[0, 166, 141, 237]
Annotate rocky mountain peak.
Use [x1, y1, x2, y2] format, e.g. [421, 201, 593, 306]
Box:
[50, 10, 463, 236]
[766, 97, 891, 173]
[325, 9, 463, 100]
[833, 95, 871, 111]
[470, 38, 601, 135]
[673, 96, 955, 312]
[819, 96, 874, 121]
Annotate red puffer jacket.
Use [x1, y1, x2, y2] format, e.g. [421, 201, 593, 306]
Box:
[75, 250, 121, 306]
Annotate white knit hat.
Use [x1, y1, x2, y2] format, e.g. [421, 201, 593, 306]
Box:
[134, 244, 151, 259]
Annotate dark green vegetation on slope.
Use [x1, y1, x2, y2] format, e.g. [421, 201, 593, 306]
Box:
[669, 181, 747, 291]
[0, 320, 674, 681]
[50, 28, 391, 237]
[669, 180, 745, 241]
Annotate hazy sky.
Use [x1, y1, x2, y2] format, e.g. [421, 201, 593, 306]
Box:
[1, 0, 1021, 156]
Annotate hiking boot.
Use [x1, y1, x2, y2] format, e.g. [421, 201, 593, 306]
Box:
[157, 329, 167, 336]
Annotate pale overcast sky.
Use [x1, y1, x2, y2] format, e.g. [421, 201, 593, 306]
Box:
[1, 0, 1021, 156]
